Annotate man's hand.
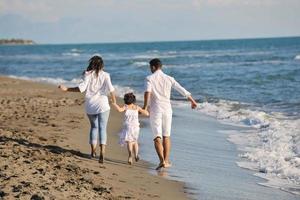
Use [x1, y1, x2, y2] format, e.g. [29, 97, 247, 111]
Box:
[191, 101, 197, 109]
[188, 96, 197, 109]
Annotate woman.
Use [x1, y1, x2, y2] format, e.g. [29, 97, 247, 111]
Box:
[59, 55, 116, 164]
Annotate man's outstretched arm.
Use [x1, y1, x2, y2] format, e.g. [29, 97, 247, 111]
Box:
[188, 96, 197, 109]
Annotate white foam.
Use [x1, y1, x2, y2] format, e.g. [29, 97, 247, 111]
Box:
[70, 48, 82, 53]
[62, 52, 81, 57]
[132, 61, 148, 67]
[8, 75, 145, 102]
[294, 55, 300, 60]
[8, 75, 81, 87]
[196, 100, 300, 194]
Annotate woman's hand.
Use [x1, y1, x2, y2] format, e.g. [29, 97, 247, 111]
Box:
[58, 85, 68, 92]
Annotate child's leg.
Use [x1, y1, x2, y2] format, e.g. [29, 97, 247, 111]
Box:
[127, 142, 133, 165]
[133, 142, 139, 162]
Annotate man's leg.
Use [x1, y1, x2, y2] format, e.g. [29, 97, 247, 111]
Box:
[163, 136, 171, 167]
[154, 136, 165, 170]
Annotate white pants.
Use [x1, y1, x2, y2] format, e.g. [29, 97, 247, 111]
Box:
[150, 111, 172, 139]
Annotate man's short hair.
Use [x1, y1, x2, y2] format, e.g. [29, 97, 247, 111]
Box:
[149, 58, 162, 68]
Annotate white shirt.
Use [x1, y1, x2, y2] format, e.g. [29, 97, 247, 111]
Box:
[78, 70, 115, 114]
[145, 69, 191, 113]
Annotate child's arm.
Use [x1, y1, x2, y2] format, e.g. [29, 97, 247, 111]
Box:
[112, 103, 126, 113]
[137, 106, 149, 116]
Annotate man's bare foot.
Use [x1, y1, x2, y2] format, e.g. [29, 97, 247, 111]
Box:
[128, 156, 133, 165]
[164, 162, 172, 168]
[155, 162, 165, 170]
[135, 155, 140, 162]
[99, 155, 104, 164]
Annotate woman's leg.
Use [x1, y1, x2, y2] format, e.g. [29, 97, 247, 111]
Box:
[98, 111, 110, 163]
[127, 142, 133, 165]
[87, 114, 98, 158]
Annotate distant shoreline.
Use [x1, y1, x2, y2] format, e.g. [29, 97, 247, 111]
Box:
[0, 39, 36, 45]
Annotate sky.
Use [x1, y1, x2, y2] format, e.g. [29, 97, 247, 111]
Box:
[0, 0, 299, 44]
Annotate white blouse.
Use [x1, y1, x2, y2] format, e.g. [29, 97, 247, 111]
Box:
[78, 70, 115, 114]
[145, 69, 191, 113]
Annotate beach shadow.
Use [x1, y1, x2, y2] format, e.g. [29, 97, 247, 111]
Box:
[0, 135, 152, 170]
[104, 157, 150, 170]
[0, 135, 90, 159]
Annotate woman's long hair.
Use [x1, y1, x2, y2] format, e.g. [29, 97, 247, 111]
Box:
[85, 55, 104, 76]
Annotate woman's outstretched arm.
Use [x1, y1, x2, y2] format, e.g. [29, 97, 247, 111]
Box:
[58, 85, 80, 92]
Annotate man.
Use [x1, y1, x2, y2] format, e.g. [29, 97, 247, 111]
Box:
[143, 58, 197, 170]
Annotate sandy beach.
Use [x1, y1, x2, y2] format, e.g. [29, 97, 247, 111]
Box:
[0, 76, 188, 200]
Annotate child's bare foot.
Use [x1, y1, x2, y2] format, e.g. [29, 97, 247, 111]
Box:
[155, 161, 165, 170]
[128, 157, 133, 165]
[99, 155, 104, 164]
[135, 155, 140, 162]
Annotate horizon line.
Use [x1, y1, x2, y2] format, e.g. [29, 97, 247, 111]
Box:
[2, 35, 300, 46]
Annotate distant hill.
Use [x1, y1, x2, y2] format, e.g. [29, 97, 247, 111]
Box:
[0, 39, 36, 45]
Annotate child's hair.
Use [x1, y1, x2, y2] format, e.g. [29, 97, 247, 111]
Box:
[124, 93, 136, 105]
[85, 55, 104, 76]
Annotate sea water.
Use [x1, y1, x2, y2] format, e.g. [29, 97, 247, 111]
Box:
[0, 37, 299, 199]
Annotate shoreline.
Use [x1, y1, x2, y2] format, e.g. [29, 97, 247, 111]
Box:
[0, 76, 188, 199]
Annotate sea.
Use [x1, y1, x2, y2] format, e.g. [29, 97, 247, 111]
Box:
[0, 37, 299, 199]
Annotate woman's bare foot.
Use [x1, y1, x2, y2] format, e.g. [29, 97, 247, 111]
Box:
[91, 152, 96, 158]
[155, 161, 165, 170]
[99, 154, 104, 164]
[128, 156, 133, 165]
[135, 155, 140, 162]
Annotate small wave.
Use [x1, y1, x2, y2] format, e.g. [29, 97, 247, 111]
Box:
[70, 48, 82, 53]
[8, 75, 145, 102]
[132, 61, 148, 67]
[294, 55, 300, 60]
[8, 75, 81, 86]
[62, 52, 81, 57]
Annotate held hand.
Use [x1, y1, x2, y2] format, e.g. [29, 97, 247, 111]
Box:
[58, 85, 68, 92]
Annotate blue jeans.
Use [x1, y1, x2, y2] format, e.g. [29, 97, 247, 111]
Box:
[87, 110, 110, 145]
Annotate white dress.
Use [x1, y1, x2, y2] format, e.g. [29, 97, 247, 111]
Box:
[119, 106, 140, 146]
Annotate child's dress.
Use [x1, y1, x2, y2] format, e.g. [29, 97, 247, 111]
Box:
[119, 105, 140, 146]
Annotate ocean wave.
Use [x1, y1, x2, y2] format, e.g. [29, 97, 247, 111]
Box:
[295, 55, 300, 60]
[7, 75, 144, 101]
[196, 100, 300, 195]
[8, 75, 81, 87]
[70, 48, 83, 53]
[132, 61, 148, 67]
[62, 52, 81, 57]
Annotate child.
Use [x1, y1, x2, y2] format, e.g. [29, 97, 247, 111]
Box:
[112, 93, 149, 165]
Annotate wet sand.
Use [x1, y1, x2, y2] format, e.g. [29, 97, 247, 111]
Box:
[0, 76, 188, 200]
